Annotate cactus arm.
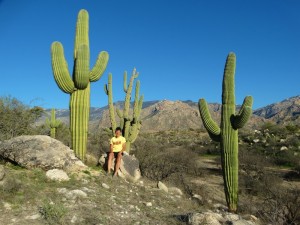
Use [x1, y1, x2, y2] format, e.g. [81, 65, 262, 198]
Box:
[74, 9, 89, 59]
[116, 108, 123, 118]
[104, 73, 116, 134]
[198, 99, 221, 141]
[123, 70, 136, 119]
[51, 42, 75, 94]
[104, 84, 109, 95]
[123, 71, 128, 93]
[232, 96, 253, 129]
[73, 44, 90, 89]
[89, 51, 109, 82]
[132, 81, 140, 120]
[137, 95, 144, 118]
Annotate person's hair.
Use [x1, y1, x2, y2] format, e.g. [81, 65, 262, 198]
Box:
[115, 127, 122, 132]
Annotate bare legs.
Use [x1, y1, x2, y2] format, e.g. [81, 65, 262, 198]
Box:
[107, 152, 123, 176]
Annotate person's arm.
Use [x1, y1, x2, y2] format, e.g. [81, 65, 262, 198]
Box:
[109, 138, 114, 153]
[121, 142, 126, 152]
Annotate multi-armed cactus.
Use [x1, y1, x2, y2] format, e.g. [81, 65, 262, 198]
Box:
[46, 108, 61, 139]
[104, 68, 143, 153]
[51, 9, 109, 160]
[198, 52, 253, 213]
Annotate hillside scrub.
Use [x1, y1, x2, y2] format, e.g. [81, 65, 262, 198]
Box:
[0, 96, 43, 141]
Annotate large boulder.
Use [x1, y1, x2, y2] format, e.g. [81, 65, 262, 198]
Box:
[188, 211, 260, 225]
[99, 152, 141, 182]
[0, 135, 86, 172]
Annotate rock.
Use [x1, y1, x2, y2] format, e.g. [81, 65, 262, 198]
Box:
[0, 135, 87, 172]
[169, 187, 183, 195]
[57, 188, 68, 194]
[46, 169, 70, 181]
[102, 183, 110, 189]
[99, 152, 141, 182]
[192, 194, 203, 203]
[144, 202, 152, 207]
[224, 213, 241, 221]
[280, 146, 288, 151]
[0, 165, 5, 181]
[188, 211, 258, 225]
[3, 202, 12, 210]
[65, 189, 87, 200]
[188, 212, 223, 225]
[157, 181, 168, 193]
[25, 214, 41, 220]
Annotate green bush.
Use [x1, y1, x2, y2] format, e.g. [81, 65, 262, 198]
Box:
[0, 96, 43, 141]
[39, 200, 67, 225]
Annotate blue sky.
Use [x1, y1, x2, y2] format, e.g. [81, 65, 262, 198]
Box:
[0, 0, 299, 109]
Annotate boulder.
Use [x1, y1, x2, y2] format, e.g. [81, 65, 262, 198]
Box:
[157, 181, 168, 193]
[0, 165, 5, 181]
[188, 211, 259, 225]
[46, 169, 70, 181]
[99, 152, 141, 182]
[0, 135, 86, 172]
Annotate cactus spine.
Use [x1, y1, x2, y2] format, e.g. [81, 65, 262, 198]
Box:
[51, 9, 109, 160]
[104, 68, 143, 153]
[46, 108, 61, 139]
[198, 52, 253, 212]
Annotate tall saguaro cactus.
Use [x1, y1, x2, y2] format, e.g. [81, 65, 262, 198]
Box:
[198, 52, 253, 212]
[51, 9, 109, 160]
[104, 68, 143, 153]
[46, 108, 61, 139]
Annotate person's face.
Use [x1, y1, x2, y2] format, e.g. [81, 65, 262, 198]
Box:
[115, 130, 121, 137]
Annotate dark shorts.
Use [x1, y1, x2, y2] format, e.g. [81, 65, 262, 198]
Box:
[112, 152, 123, 158]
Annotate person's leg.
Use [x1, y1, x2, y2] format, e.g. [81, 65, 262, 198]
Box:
[107, 152, 114, 174]
[113, 152, 123, 176]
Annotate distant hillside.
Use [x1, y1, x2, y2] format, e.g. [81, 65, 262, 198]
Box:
[39, 96, 300, 132]
[253, 95, 300, 124]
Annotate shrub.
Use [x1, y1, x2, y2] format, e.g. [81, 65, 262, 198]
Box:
[39, 200, 67, 225]
[0, 96, 44, 140]
[134, 138, 201, 181]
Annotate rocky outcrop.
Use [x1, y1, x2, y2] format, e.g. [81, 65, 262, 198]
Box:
[188, 211, 260, 225]
[0, 135, 86, 172]
[99, 152, 141, 182]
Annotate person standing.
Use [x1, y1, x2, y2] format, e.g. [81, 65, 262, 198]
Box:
[107, 127, 126, 177]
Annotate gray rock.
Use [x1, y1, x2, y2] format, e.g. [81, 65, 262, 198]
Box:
[65, 189, 87, 200]
[25, 214, 41, 220]
[188, 212, 223, 225]
[102, 183, 110, 189]
[46, 169, 70, 181]
[0, 165, 5, 181]
[99, 152, 141, 182]
[157, 181, 168, 193]
[188, 211, 259, 225]
[169, 187, 183, 195]
[0, 135, 86, 171]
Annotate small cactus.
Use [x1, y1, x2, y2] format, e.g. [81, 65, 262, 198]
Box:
[46, 108, 61, 139]
[198, 52, 253, 212]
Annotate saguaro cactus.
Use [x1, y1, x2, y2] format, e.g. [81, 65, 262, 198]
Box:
[46, 108, 61, 139]
[198, 52, 253, 212]
[104, 68, 143, 153]
[51, 9, 109, 160]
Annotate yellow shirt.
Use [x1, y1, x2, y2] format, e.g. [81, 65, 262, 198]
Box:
[110, 136, 126, 152]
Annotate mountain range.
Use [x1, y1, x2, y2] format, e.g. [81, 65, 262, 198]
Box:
[39, 95, 300, 132]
